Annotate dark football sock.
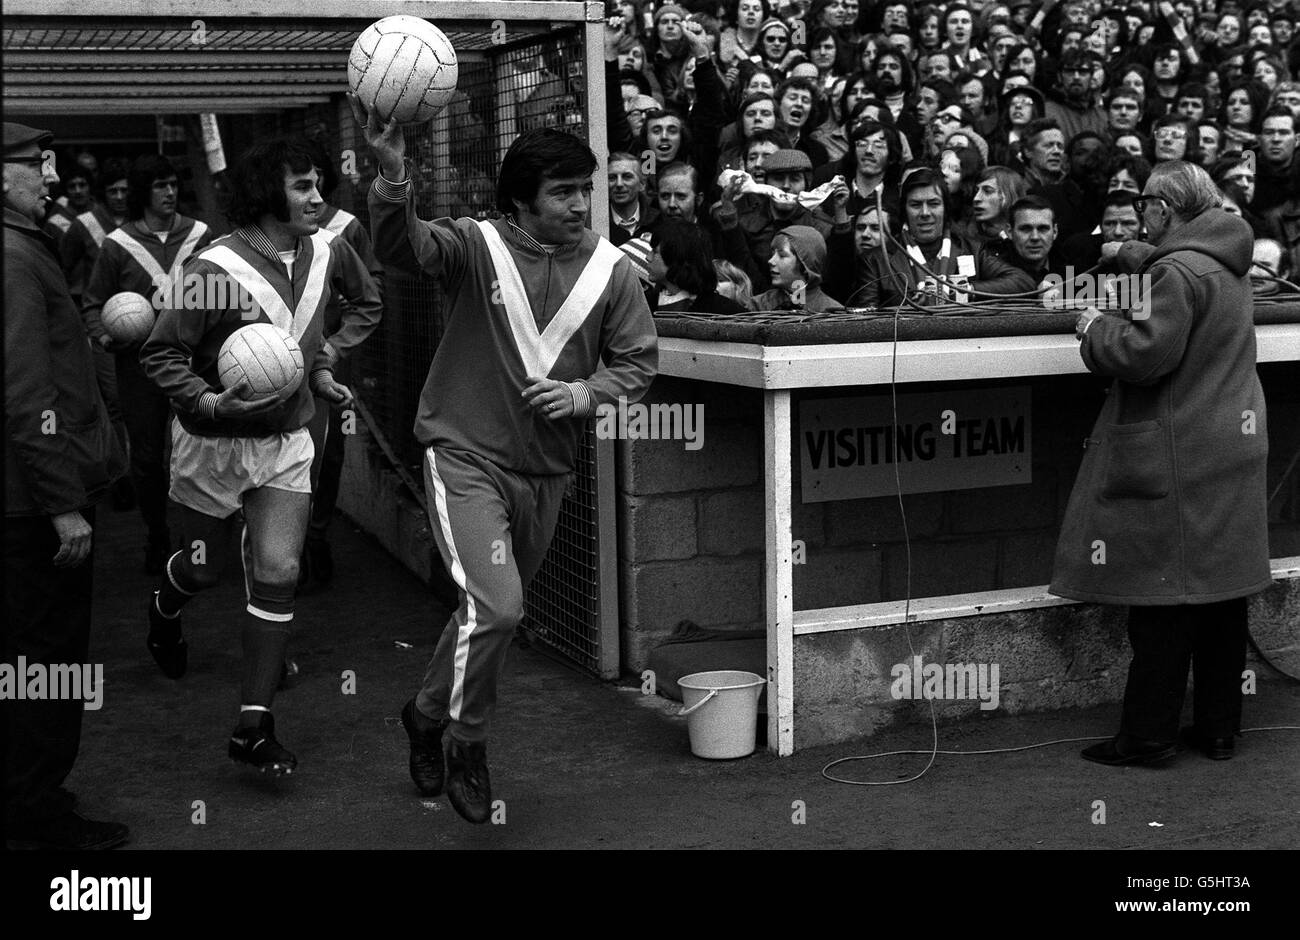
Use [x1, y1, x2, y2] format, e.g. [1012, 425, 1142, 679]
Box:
[240, 614, 291, 721]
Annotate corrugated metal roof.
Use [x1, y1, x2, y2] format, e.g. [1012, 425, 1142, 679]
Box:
[2, 15, 561, 113]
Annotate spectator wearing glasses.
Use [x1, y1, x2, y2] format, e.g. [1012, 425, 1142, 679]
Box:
[1150, 114, 1198, 163]
[4, 121, 129, 851]
[829, 118, 905, 219]
[1047, 50, 1110, 141]
[988, 84, 1045, 168]
[755, 17, 799, 73]
[1055, 161, 1269, 768]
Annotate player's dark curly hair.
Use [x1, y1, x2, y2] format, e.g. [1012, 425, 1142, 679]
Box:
[226, 137, 317, 227]
[497, 128, 598, 215]
[126, 154, 178, 221]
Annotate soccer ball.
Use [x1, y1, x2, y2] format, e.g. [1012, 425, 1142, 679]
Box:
[102, 291, 156, 344]
[348, 15, 459, 126]
[218, 324, 304, 402]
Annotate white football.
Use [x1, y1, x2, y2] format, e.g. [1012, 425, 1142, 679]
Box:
[348, 15, 459, 126]
[102, 291, 156, 344]
[218, 323, 304, 402]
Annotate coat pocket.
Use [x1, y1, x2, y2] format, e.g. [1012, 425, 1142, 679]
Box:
[1101, 420, 1170, 500]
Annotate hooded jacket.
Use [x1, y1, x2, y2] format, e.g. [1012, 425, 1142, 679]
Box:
[1050, 209, 1272, 604]
[752, 224, 841, 311]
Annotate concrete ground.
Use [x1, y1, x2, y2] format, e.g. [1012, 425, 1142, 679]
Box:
[67, 498, 1300, 852]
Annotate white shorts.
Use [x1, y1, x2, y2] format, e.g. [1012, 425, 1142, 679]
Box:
[169, 419, 313, 519]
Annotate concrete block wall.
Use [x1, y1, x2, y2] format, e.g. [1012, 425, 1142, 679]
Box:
[616, 374, 1105, 670]
[793, 577, 1300, 748]
[619, 371, 1300, 669]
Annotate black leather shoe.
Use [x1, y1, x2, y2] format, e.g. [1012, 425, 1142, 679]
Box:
[146, 591, 187, 679]
[229, 712, 297, 776]
[401, 699, 448, 796]
[1081, 735, 1178, 766]
[1181, 726, 1235, 760]
[445, 739, 492, 824]
[6, 811, 129, 850]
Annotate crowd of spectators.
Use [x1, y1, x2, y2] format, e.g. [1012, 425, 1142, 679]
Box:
[601, 0, 1300, 309]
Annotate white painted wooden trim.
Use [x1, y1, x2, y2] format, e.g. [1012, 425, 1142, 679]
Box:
[585, 14, 610, 239]
[794, 556, 1300, 635]
[659, 322, 1300, 390]
[764, 390, 795, 757]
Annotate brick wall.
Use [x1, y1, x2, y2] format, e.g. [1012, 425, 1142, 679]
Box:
[618, 364, 1300, 673]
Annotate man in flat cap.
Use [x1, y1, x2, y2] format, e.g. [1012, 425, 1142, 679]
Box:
[713, 147, 851, 292]
[3, 122, 129, 850]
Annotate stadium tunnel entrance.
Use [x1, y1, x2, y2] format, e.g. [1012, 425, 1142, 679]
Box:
[3, 0, 622, 679]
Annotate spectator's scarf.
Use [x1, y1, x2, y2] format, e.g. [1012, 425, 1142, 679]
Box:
[718, 167, 845, 209]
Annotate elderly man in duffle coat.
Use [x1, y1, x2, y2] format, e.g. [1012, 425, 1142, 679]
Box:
[1051, 161, 1272, 767]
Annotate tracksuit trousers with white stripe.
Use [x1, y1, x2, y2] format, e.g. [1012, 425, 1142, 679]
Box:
[416, 446, 570, 744]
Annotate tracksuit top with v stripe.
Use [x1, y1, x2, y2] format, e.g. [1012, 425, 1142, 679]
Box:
[140, 225, 384, 437]
[369, 177, 658, 476]
[82, 215, 213, 345]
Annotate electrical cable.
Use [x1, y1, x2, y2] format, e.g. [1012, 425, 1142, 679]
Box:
[820, 198, 1300, 785]
[821, 726, 1300, 785]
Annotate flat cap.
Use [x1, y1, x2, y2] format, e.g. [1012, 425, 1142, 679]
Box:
[4, 122, 54, 155]
[763, 148, 813, 174]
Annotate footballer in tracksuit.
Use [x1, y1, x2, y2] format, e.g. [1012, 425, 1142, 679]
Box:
[358, 102, 658, 824]
[300, 141, 386, 589]
[62, 160, 131, 509]
[139, 137, 382, 775]
[82, 155, 214, 575]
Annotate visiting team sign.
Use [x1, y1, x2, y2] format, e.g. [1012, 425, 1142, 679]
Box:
[799, 388, 1032, 502]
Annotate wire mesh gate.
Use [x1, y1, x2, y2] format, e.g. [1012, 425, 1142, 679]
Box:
[3, 2, 621, 679]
